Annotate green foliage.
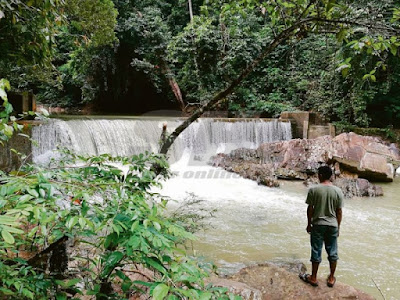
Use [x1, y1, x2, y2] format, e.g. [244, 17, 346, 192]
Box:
[3, 0, 400, 126]
[0, 0, 118, 101]
[0, 0, 65, 90]
[0, 78, 238, 299]
[67, 0, 117, 47]
[335, 123, 400, 144]
[0, 147, 238, 299]
[165, 0, 400, 125]
[0, 79, 49, 143]
[0, 0, 64, 66]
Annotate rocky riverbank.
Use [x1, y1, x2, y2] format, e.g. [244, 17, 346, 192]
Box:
[209, 263, 374, 300]
[211, 132, 400, 197]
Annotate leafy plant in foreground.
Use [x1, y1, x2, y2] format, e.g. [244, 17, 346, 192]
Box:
[0, 81, 239, 299]
[0, 150, 240, 299]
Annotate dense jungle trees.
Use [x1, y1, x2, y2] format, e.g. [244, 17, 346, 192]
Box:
[1, 1, 400, 125]
[0, 0, 400, 126]
[159, 0, 400, 153]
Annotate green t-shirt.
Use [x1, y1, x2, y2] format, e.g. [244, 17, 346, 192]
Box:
[306, 184, 344, 227]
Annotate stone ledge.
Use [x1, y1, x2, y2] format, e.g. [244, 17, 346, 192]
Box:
[209, 263, 374, 300]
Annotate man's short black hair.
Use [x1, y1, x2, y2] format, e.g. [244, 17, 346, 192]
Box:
[318, 166, 333, 181]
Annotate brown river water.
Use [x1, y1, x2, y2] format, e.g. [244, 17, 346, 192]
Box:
[159, 161, 400, 300]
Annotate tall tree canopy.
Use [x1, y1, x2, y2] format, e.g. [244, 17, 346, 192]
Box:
[158, 0, 400, 153]
[1, 0, 400, 128]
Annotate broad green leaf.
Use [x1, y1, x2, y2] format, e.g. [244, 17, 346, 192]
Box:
[199, 292, 212, 300]
[0, 89, 7, 101]
[152, 283, 169, 300]
[100, 251, 124, 279]
[39, 188, 46, 198]
[131, 220, 139, 231]
[1, 225, 23, 234]
[116, 270, 130, 281]
[0, 287, 14, 295]
[65, 278, 80, 287]
[104, 232, 118, 249]
[144, 257, 167, 275]
[27, 188, 39, 198]
[143, 219, 150, 228]
[128, 235, 140, 248]
[79, 217, 86, 229]
[1, 229, 15, 244]
[56, 293, 67, 300]
[21, 288, 34, 300]
[153, 221, 161, 231]
[19, 194, 33, 201]
[66, 216, 79, 230]
[390, 44, 397, 56]
[0, 215, 19, 226]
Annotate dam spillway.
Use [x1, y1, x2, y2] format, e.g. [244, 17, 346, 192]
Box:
[31, 118, 292, 164]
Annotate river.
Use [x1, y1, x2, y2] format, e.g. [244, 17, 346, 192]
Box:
[32, 118, 400, 299]
[158, 156, 400, 300]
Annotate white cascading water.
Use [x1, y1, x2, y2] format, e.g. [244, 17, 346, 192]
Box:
[31, 118, 400, 299]
[32, 118, 292, 164]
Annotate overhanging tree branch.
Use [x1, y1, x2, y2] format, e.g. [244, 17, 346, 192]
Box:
[159, 18, 315, 154]
[159, 15, 400, 155]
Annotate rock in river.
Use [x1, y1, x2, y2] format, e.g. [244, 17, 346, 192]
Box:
[208, 263, 374, 300]
[211, 132, 400, 197]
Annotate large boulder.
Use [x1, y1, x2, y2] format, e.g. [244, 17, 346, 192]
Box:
[333, 178, 384, 198]
[256, 133, 400, 182]
[211, 152, 279, 187]
[217, 263, 374, 300]
[331, 133, 400, 182]
[256, 137, 331, 180]
[210, 132, 400, 197]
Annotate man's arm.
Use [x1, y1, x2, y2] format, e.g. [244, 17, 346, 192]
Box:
[336, 207, 342, 236]
[306, 205, 314, 233]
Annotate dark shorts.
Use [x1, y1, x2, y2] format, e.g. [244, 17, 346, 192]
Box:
[310, 225, 339, 263]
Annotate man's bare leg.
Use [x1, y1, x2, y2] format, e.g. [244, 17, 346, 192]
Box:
[310, 261, 320, 284]
[328, 260, 337, 285]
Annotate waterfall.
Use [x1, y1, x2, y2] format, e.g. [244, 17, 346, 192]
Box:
[32, 118, 291, 164]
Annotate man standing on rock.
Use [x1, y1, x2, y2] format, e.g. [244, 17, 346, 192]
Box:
[300, 166, 343, 287]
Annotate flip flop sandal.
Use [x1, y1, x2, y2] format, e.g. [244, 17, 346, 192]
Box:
[299, 273, 319, 287]
[327, 276, 336, 287]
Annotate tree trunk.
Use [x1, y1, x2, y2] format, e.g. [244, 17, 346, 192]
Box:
[27, 236, 69, 276]
[161, 62, 185, 111]
[159, 19, 313, 155]
[188, 0, 194, 22]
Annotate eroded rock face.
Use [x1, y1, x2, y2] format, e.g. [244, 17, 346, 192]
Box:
[212, 263, 374, 300]
[256, 133, 400, 182]
[331, 133, 400, 182]
[207, 277, 263, 300]
[333, 178, 384, 198]
[212, 153, 279, 187]
[210, 132, 400, 197]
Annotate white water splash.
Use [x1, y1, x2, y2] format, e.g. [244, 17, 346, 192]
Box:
[32, 118, 291, 165]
